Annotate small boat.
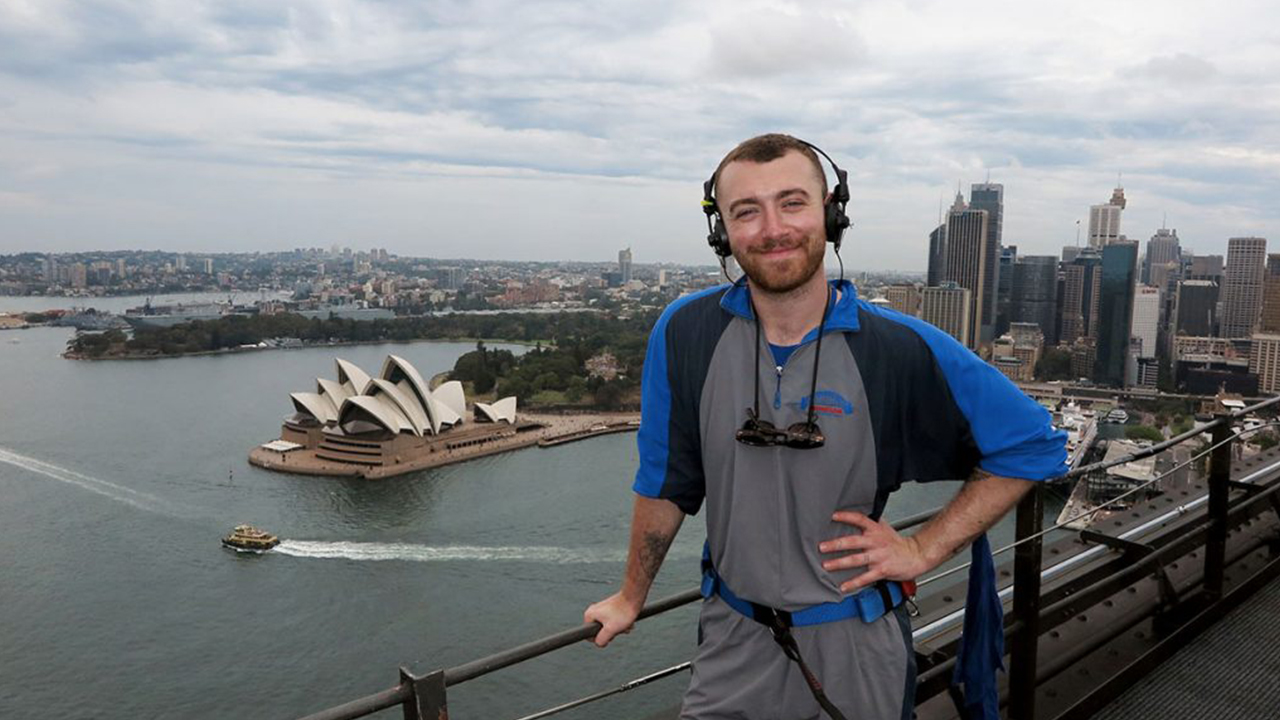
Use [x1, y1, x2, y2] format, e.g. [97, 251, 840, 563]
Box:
[221, 524, 280, 553]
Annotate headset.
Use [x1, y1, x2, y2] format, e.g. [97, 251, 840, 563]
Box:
[701, 139, 852, 259]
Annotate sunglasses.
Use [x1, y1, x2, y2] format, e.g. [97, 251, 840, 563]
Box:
[736, 408, 825, 449]
[736, 285, 832, 451]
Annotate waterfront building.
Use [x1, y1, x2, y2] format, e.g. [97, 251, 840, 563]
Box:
[942, 193, 989, 348]
[259, 355, 523, 477]
[884, 284, 921, 316]
[1220, 237, 1267, 338]
[921, 282, 972, 346]
[1095, 241, 1138, 387]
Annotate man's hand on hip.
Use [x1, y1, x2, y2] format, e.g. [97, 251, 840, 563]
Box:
[819, 510, 933, 594]
[584, 592, 643, 647]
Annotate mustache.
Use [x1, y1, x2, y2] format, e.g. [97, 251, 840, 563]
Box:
[752, 239, 807, 253]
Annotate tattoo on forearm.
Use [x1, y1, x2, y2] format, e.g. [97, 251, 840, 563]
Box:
[637, 530, 674, 581]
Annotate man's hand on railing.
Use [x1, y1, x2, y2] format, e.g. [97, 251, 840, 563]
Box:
[584, 591, 643, 647]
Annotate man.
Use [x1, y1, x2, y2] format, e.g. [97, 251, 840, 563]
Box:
[584, 134, 1065, 719]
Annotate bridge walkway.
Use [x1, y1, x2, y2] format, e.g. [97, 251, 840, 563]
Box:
[1091, 572, 1280, 719]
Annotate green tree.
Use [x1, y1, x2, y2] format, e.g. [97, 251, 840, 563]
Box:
[1125, 425, 1165, 443]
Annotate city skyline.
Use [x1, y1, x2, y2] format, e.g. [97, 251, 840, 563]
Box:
[2, 2, 1279, 267]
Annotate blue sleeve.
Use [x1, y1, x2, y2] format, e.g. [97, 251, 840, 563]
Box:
[631, 290, 720, 514]
[633, 311, 675, 499]
[866, 306, 1067, 481]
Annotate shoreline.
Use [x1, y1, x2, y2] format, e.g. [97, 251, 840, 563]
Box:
[62, 335, 554, 361]
[248, 411, 639, 479]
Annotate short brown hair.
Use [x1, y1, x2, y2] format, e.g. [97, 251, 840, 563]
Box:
[710, 133, 828, 198]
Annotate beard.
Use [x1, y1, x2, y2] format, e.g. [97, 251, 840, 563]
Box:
[734, 234, 827, 294]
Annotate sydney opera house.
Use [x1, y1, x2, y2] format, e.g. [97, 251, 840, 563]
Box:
[250, 354, 531, 478]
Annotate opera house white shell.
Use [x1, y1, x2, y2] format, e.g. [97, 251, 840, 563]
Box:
[288, 355, 518, 438]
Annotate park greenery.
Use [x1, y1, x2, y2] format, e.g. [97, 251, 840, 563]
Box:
[67, 310, 658, 409]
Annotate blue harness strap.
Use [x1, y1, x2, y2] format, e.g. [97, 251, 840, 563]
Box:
[701, 561, 907, 627]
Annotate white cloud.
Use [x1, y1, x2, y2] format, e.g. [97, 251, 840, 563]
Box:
[1, 0, 1279, 268]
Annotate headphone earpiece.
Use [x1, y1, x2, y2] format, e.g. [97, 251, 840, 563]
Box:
[703, 180, 733, 258]
[702, 139, 851, 259]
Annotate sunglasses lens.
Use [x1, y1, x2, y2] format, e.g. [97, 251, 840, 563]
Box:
[784, 422, 825, 449]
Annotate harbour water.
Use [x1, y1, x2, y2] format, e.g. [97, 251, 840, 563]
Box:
[0, 296, 1045, 719]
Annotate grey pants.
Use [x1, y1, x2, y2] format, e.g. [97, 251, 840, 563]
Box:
[681, 596, 915, 720]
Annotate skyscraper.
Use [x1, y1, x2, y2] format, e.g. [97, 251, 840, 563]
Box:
[921, 283, 972, 346]
[1220, 236, 1267, 338]
[618, 247, 633, 284]
[1260, 254, 1280, 333]
[942, 193, 989, 349]
[1095, 241, 1138, 387]
[996, 245, 1017, 337]
[1011, 256, 1058, 346]
[1174, 280, 1219, 337]
[926, 223, 947, 287]
[1142, 228, 1180, 285]
[1060, 250, 1102, 346]
[969, 183, 1003, 343]
[1087, 185, 1125, 248]
[1131, 285, 1161, 358]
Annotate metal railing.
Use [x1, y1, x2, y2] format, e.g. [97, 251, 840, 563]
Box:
[299, 394, 1280, 720]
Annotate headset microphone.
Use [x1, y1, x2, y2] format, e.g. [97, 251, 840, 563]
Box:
[702, 139, 852, 259]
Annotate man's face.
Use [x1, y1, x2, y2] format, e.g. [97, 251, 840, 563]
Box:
[716, 150, 827, 294]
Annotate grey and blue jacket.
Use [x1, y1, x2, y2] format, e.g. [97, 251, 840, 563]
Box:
[632, 278, 1067, 717]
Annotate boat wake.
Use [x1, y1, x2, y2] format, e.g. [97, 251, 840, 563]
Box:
[0, 446, 176, 515]
[274, 540, 631, 564]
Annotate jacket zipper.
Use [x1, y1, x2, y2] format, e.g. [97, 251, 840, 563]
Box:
[774, 364, 784, 409]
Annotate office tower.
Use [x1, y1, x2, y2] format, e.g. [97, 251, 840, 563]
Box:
[1062, 245, 1084, 263]
[884, 284, 921, 316]
[1250, 334, 1280, 393]
[1175, 280, 1219, 337]
[1094, 241, 1138, 387]
[942, 193, 989, 348]
[1220, 236, 1267, 338]
[1142, 228, 1181, 284]
[176, 254, 187, 271]
[969, 183, 1003, 343]
[1011, 256, 1059, 346]
[1260, 254, 1280, 333]
[1060, 250, 1102, 346]
[618, 247, 633, 284]
[921, 283, 972, 346]
[1186, 254, 1224, 282]
[927, 223, 947, 286]
[996, 245, 1017, 337]
[70, 263, 88, 289]
[1087, 185, 1125, 248]
[43, 256, 57, 281]
[1131, 285, 1161, 358]
[203, 258, 214, 275]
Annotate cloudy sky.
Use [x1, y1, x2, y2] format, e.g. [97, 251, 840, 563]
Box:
[2, 0, 1278, 269]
